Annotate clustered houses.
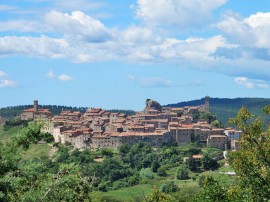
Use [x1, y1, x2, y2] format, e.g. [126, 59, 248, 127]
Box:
[37, 97, 241, 151]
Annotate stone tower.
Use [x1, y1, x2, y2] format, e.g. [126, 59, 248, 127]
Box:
[34, 100, 38, 112]
[204, 96, 210, 112]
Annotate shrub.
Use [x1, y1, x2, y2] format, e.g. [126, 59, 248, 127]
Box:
[160, 181, 179, 193]
[175, 164, 189, 180]
[157, 166, 167, 177]
[140, 168, 155, 180]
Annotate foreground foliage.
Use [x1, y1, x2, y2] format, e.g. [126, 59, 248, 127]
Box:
[194, 106, 270, 201]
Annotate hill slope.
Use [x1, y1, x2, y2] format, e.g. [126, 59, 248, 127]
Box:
[165, 97, 270, 126]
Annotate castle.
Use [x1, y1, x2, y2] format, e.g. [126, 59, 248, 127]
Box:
[39, 96, 241, 151]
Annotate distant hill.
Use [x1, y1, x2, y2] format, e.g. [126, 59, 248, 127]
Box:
[165, 97, 270, 126]
[0, 105, 135, 119]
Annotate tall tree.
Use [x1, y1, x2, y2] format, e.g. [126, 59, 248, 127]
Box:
[228, 106, 270, 201]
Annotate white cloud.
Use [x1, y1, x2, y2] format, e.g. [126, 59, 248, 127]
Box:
[44, 10, 111, 43]
[0, 35, 68, 58]
[59, 74, 73, 81]
[0, 80, 16, 88]
[217, 12, 270, 49]
[46, 71, 55, 78]
[234, 77, 269, 89]
[136, 0, 227, 28]
[139, 77, 173, 88]
[0, 70, 7, 77]
[0, 20, 51, 33]
[0, 10, 270, 82]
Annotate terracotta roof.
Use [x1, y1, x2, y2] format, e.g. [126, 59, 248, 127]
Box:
[192, 155, 203, 159]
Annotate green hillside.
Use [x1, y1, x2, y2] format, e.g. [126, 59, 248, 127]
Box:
[165, 97, 270, 126]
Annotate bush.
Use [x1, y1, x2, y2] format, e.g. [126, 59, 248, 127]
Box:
[157, 166, 167, 177]
[140, 168, 155, 180]
[40, 132, 54, 143]
[112, 180, 129, 190]
[201, 154, 219, 170]
[198, 175, 207, 187]
[175, 164, 189, 180]
[160, 181, 179, 193]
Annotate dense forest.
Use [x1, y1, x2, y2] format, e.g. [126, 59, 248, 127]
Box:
[0, 105, 135, 119]
[165, 97, 270, 126]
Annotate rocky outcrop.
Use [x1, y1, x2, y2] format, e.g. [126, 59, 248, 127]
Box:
[145, 99, 162, 111]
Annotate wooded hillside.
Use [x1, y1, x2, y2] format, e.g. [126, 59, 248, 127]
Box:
[165, 97, 270, 126]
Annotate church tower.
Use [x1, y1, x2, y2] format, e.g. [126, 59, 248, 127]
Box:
[34, 100, 38, 112]
[204, 96, 210, 112]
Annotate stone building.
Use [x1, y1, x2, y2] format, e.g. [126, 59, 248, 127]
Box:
[207, 134, 227, 150]
[21, 100, 52, 120]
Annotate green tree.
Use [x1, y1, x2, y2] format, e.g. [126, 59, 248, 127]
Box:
[160, 181, 179, 194]
[193, 175, 229, 202]
[201, 154, 219, 170]
[211, 120, 224, 128]
[175, 164, 189, 180]
[151, 160, 160, 173]
[145, 190, 169, 202]
[228, 106, 270, 201]
[157, 166, 167, 177]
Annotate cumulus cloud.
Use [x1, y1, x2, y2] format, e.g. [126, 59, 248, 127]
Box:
[59, 74, 73, 81]
[136, 0, 227, 28]
[0, 79, 16, 88]
[139, 77, 173, 88]
[0, 70, 7, 77]
[0, 35, 68, 58]
[44, 10, 111, 43]
[217, 12, 270, 49]
[0, 20, 51, 33]
[0, 10, 270, 82]
[234, 77, 269, 89]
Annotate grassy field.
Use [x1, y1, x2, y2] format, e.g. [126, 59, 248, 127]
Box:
[0, 126, 21, 143]
[0, 126, 51, 160]
[21, 143, 51, 160]
[91, 184, 153, 201]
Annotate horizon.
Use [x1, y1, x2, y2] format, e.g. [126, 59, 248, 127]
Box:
[1, 96, 269, 111]
[1, 0, 270, 110]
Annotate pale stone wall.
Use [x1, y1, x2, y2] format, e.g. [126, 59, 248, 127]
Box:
[21, 111, 34, 120]
[207, 135, 227, 150]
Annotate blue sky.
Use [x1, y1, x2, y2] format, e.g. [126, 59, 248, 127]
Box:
[0, 0, 270, 110]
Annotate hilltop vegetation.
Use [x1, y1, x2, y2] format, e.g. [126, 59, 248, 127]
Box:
[165, 97, 270, 126]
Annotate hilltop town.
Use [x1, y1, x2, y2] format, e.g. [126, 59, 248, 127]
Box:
[20, 97, 241, 151]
